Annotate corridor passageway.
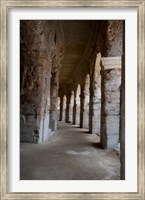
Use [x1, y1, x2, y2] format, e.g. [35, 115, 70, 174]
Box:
[20, 20, 125, 179]
[21, 122, 120, 180]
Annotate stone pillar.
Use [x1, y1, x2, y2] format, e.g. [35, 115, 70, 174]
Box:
[83, 93, 90, 129]
[72, 91, 77, 125]
[89, 53, 101, 134]
[49, 71, 59, 132]
[62, 95, 66, 121]
[75, 102, 80, 126]
[57, 97, 60, 121]
[80, 86, 85, 128]
[75, 86, 81, 126]
[89, 79, 93, 132]
[80, 75, 90, 129]
[39, 68, 51, 142]
[100, 57, 121, 149]
[120, 54, 125, 179]
[69, 91, 74, 123]
[65, 94, 71, 123]
[120, 30, 125, 180]
[59, 95, 63, 121]
[73, 86, 80, 126]
[20, 21, 52, 143]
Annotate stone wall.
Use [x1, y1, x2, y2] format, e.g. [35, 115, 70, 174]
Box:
[106, 20, 124, 57]
[20, 20, 64, 143]
[120, 22, 125, 179]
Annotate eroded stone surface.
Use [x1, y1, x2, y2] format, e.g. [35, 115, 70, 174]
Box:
[20, 20, 124, 153]
[20, 21, 64, 143]
[20, 20, 124, 180]
[100, 59, 121, 149]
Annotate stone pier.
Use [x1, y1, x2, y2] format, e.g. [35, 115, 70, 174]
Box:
[89, 53, 101, 134]
[100, 57, 121, 149]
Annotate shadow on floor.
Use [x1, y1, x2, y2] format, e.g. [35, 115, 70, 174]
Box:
[89, 142, 103, 149]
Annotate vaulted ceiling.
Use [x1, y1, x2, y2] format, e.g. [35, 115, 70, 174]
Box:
[59, 20, 95, 87]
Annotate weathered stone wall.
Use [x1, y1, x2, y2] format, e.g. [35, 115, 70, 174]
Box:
[106, 20, 124, 57]
[99, 20, 124, 149]
[49, 70, 59, 132]
[20, 20, 64, 143]
[120, 54, 125, 179]
[120, 22, 125, 179]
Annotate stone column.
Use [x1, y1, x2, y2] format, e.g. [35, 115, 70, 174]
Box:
[89, 53, 101, 134]
[59, 95, 63, 121]
[80, 75, 90, 129]
[100, 57, 121, 149]
[65, 94, 71, 123]
[62, 95, 66, 121]
[69, 91, 74, 123]
[57, 97, 60, 121]
[120, 53, 125, 179]
[75, 89, 81, 126]
[119, 21, 125, 179]
[49, 71, 59, 132]
[39, 67, 51, 142]
[80, 86, 85, 128]
[89, 78, 93, 133]
[72, 91, 77, 125]
[83, 95, 90, 128]
[73, 87, 80, 126]
[20, 21, 52, 143]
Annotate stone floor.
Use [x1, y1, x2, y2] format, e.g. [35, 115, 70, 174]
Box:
[20, 122, 120, 180]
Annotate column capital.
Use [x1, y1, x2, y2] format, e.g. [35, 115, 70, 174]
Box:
[101, 56, 121, 70]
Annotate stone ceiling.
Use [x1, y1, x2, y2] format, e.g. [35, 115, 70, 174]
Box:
[59, 20, 94, 86]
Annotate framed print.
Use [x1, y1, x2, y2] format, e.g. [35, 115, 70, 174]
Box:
[0, 0, 145, 199]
